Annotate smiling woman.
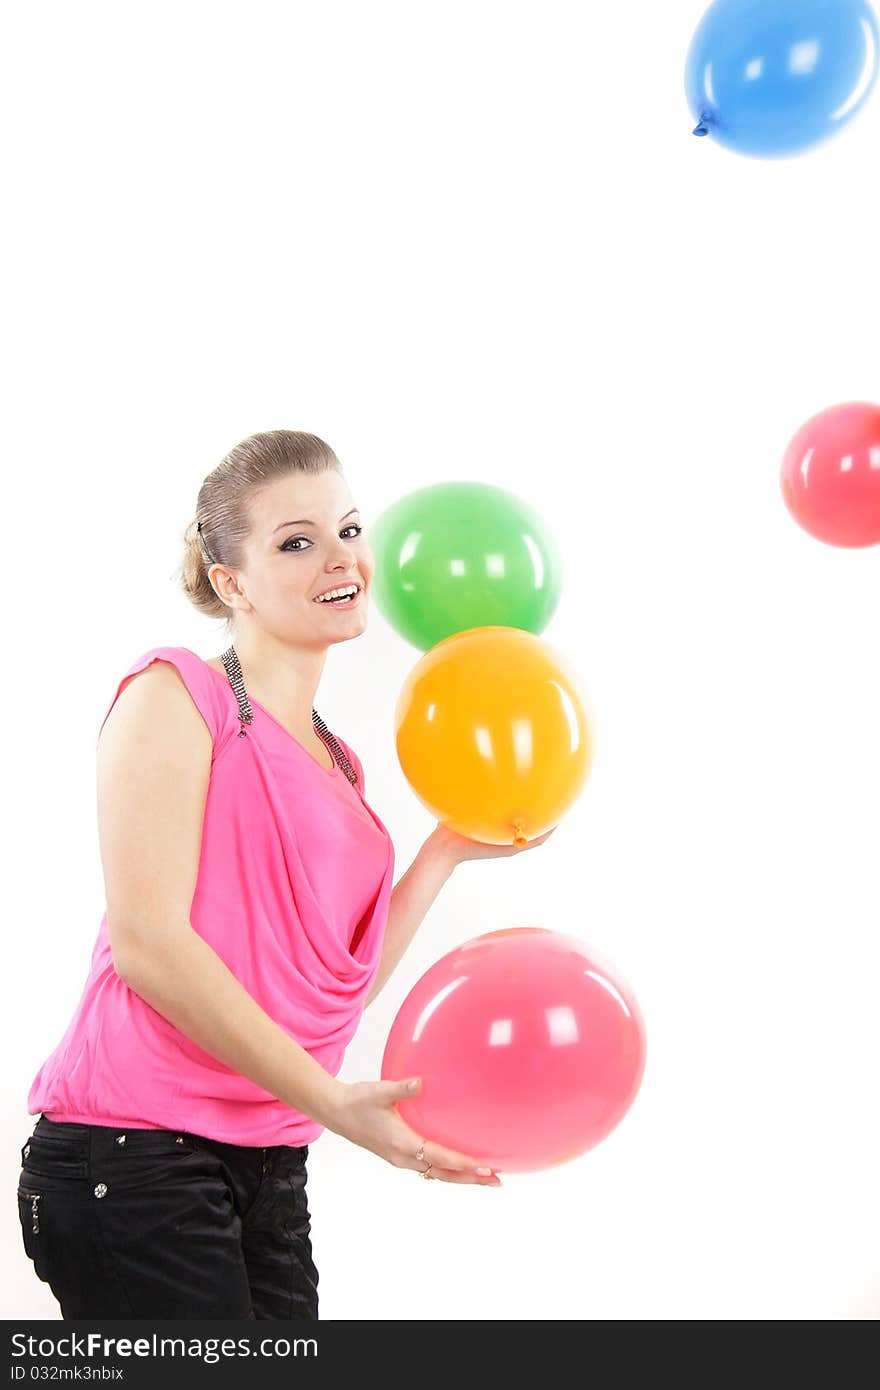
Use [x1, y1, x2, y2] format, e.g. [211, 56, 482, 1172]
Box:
[18, 428, 508, 1324]
[17, 431, 385, 1318]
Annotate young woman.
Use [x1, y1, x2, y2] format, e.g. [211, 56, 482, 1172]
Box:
[17, 429, 553, 1320]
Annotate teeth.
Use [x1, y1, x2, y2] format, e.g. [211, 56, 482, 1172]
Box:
[315, 585, 358, 602]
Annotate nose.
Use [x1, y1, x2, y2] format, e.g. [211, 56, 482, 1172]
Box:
[328, 533, 359, 567]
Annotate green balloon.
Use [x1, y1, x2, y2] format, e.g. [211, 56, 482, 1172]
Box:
[369, 481, 563, 650]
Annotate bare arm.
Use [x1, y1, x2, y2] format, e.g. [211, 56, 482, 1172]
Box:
[117, 922, 346, 1128]
[364, 827, 458, 1007]
[363, 822, 559, 1007]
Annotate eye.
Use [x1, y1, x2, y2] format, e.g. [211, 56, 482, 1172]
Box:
[280, 524, 363, 553]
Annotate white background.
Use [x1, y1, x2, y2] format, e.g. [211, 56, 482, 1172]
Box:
[3, 0, 879, 1320]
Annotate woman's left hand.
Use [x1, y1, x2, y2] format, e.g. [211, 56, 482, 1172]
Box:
[430, 821, 559, 866]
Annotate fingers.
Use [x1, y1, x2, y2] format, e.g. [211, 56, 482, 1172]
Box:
[384, 1080, 502, 1183]
[426, 1143, 491, 1173]
[385, 1076, 421, 1101]
[423, 1167, 502, 1186]
[413, 1139, 499, 1180]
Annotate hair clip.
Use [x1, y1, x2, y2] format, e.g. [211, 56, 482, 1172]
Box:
[196, 520, 216, 565]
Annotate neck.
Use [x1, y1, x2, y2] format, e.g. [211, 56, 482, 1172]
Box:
[228, 632, 327, 734]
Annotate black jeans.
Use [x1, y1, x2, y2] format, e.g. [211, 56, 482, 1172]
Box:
[16, 1115, 319, 1319]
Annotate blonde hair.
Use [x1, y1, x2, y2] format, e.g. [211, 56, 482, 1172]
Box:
[177, 429, 343, 634]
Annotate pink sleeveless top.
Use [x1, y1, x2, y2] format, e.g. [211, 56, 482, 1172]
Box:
[26, 646, 395, 1147]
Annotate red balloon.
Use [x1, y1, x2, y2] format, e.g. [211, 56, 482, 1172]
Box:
[780, 401, 880, 547]
[381, 928, 646, 1173]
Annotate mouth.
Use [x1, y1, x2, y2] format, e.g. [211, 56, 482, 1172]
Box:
[312, 581, 364, 609]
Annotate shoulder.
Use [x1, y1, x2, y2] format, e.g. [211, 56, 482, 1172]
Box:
[96, 646, 238, 757]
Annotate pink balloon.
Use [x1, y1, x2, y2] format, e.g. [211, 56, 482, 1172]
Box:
[381, 928, 646, 1173]
[780, 401, 880, 547]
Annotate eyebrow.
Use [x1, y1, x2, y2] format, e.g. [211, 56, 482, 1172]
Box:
[272, 508, 359, 535]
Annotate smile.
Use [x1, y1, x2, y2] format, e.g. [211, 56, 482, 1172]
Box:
[313, 583, 363, 609]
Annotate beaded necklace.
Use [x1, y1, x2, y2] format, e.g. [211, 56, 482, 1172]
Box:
[219, 644, 359, 788]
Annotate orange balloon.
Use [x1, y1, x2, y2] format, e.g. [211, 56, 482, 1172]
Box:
[394, 626, 595, 846]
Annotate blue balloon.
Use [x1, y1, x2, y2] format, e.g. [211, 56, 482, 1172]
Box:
[685, 0, 879, 158]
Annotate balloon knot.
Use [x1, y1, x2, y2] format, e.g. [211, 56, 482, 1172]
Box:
[512, 818, 527, 848]
[692, 112, 711, 138]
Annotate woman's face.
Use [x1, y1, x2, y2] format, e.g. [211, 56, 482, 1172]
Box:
[231, 470, 373, 646]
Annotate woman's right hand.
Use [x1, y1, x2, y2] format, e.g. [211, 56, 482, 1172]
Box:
[326, 1077, 502, 1186]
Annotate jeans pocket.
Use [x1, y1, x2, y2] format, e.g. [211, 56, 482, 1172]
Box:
[108, 1129, 199, 1159]
[103, 1132, 218, 1194]
[21, 1132, 88, 1181]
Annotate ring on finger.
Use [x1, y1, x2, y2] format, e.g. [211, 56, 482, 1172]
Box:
[414, 1140, 435, 1179]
